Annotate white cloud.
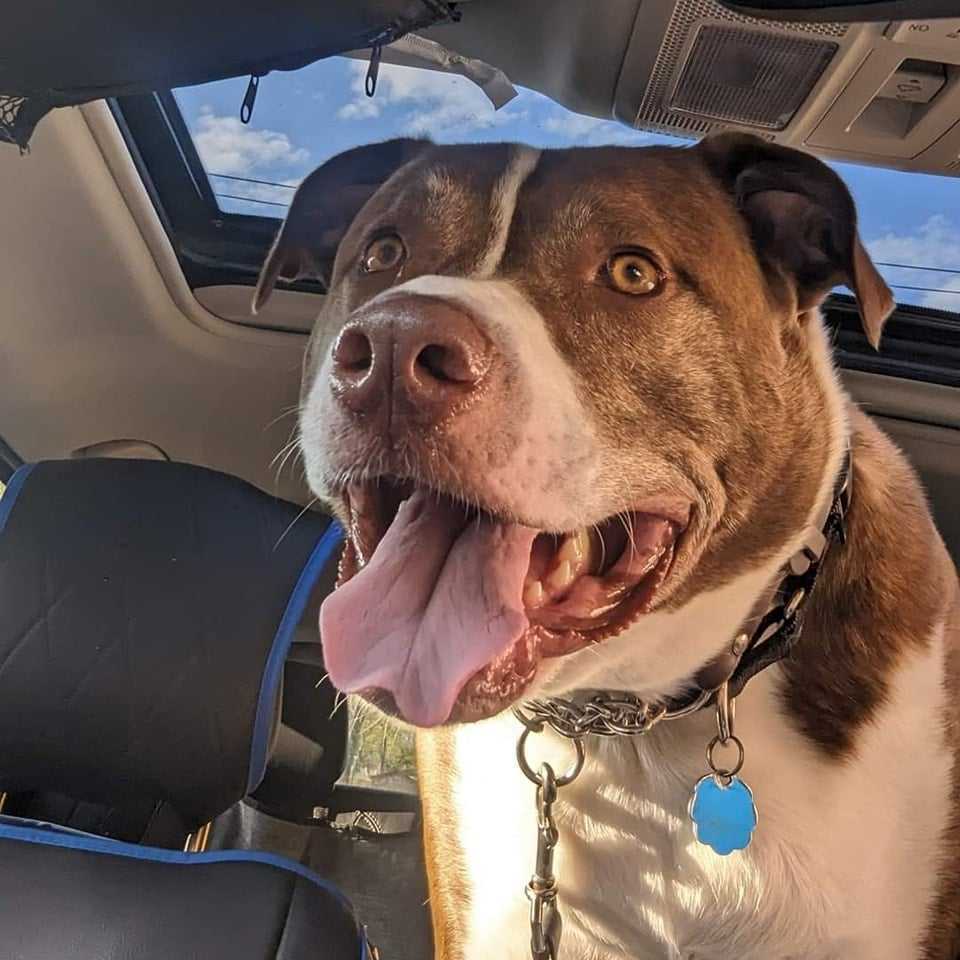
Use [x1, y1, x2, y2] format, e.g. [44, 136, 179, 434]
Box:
[865, 214, 960, 312]
[867, 214, 960, 268]
[338, 97, 381, 121]
[336, 60, 662, 147]
[540, 111, 655, 147]
[191, 107, 309, 176]
[337, 60, 526, 137]
[918, 276, 960, 313]
[542, 113, 609, 138]
[406, 101, 529, 138]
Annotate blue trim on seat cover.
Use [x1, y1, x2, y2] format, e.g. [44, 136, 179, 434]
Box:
[0, 818, 350, 898]
[246, 520, 344, 793]
[0, 819, 370, 953]
[0, 463, 35, 537]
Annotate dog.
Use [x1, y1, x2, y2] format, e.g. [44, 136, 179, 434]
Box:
[254, 132, 960, 960]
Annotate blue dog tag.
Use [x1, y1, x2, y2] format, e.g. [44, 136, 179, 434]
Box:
[689, 775, 758, 856]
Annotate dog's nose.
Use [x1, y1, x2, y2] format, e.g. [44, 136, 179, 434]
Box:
[330, 295, 492, 422]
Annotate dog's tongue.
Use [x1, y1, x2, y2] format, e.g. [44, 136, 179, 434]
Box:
[320, 490, 537, 727]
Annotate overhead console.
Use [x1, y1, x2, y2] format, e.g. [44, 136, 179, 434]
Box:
[610, 1, 960, 174]
[804, 19, 960, 169]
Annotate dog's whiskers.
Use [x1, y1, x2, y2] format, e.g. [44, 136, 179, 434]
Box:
[273, 443, 302, 485]
[329, 690, 349, 721]
[592, 522, 608, 571]
[270, 420, 304, 487]
[273, 496, 319, 550]
[264, 403, 301, 431]
[618, 511, 639, 567]
[269, 435, 299, 471]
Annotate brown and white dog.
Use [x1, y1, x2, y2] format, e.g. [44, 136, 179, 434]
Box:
[254, 133, 960, 959]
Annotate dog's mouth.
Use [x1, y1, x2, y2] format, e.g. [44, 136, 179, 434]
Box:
[320, 479, 684, 726]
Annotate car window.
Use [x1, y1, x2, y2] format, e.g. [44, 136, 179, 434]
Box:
[341, 701, 416, 795]
[172, 55, 960, 317]
[838, 164, 960, 314]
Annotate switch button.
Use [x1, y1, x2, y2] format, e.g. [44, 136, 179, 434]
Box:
[886, 19, 960, 47]
[876, 61, 947, 104]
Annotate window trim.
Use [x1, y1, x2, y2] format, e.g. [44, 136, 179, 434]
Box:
[827, 295, 960, 388]
[112, 92, 324, 295]
[111, 91, 960, 388]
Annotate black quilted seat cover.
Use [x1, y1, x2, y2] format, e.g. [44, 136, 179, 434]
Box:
[0, 819, 369, 960]
[0, 459, 340, 828]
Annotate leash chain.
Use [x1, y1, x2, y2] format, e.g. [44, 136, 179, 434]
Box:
[515, 693, 683, 960]
[528, 764, 562, 960]
[516, 726, 585, 960]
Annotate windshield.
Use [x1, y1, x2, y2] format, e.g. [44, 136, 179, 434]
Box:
[173, 56, 959, 316]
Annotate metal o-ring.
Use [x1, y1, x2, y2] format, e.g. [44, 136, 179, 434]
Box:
[706, 734, 745, 779]
[516, 727, 586, 787]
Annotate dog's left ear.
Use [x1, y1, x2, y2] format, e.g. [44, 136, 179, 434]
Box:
[698, 131, 893, 349]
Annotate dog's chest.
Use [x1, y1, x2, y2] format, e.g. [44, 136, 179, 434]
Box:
[449, 648, 949, 960]
[452, 711, 821, 960]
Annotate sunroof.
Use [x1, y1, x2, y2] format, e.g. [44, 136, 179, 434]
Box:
[172, 55, 674, 218]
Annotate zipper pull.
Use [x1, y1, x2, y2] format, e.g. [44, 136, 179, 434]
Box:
[365, 44, 383, 98]
[240, 74, 261, 124]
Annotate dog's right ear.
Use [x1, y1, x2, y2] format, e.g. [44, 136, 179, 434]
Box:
[252, 138, 429, 313]
[698, 132, 894, 349]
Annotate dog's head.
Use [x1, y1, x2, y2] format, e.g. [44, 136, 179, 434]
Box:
[255, 133, 893, 728]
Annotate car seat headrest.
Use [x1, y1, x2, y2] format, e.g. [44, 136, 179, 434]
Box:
[0, 459, 343, 828]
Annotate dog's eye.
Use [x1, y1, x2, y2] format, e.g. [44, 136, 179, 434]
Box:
[361, 233, 406, 274]
[604, 250, 663, 296]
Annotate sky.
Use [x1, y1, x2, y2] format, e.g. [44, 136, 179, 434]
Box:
[173, 56, 960, 314]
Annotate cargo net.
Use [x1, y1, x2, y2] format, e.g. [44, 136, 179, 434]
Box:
[0, 96, 26, 142]
[0, 95, 44, 151]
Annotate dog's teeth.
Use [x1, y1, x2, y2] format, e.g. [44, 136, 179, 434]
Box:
[546, 560, 576, 596]
[524, 580, 545, 608]
[557, 529, 591, 572]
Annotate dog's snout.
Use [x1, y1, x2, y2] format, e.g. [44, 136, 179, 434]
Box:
[330, 295, 492, 422]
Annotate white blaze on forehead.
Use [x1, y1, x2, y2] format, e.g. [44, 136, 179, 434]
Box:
[473, 146, 541, 279]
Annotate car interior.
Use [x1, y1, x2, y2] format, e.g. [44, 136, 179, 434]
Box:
[1, 1, 959, 957]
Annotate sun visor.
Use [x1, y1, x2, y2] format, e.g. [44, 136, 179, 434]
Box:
[0, 0, 462, 150]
